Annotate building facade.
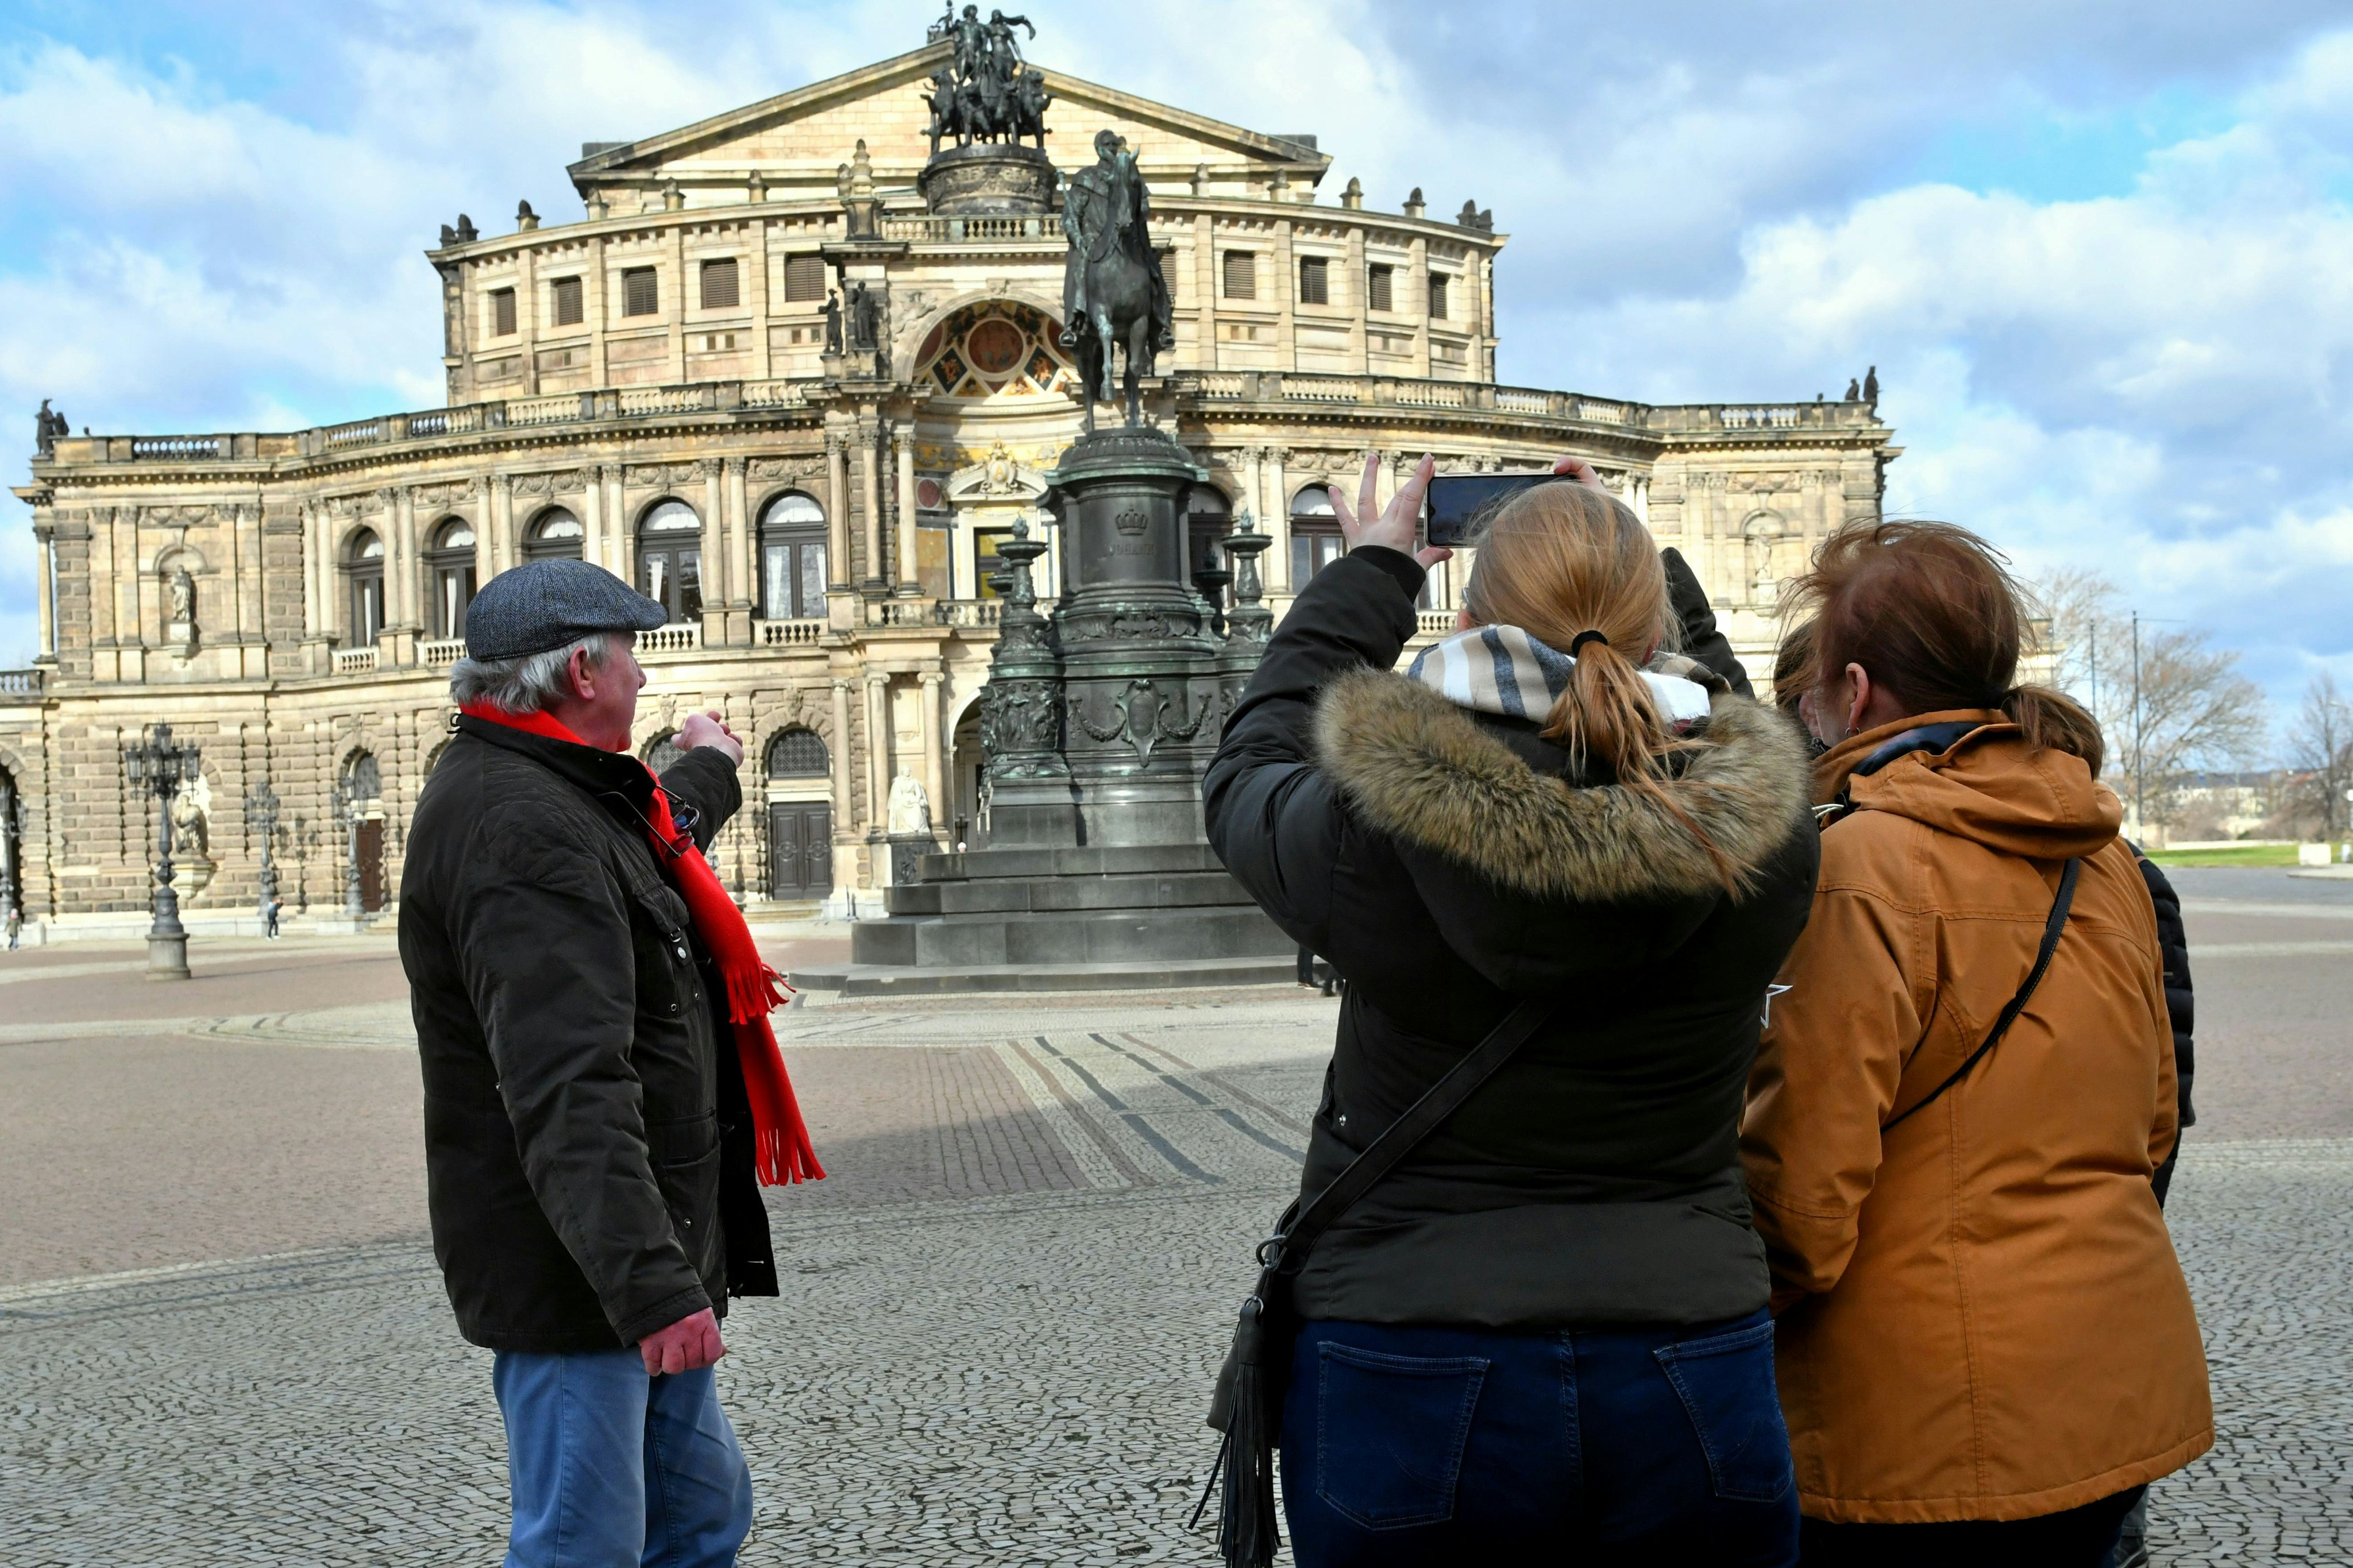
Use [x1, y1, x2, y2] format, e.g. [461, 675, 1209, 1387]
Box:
[1, 35, 1895, 940]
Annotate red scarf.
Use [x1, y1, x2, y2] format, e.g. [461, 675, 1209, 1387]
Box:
[462, 701, 823, 1185]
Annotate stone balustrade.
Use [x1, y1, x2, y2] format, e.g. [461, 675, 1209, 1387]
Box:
[0, 667, 45, 697]
[757, 618, 828, 647]
[419, 638, 467, 667]
[637, 623, 702, 654]
[332, 647, 379, 674]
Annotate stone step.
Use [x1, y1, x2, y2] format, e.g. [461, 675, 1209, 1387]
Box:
[883, 869, 1251, 917]
[786, 953, 1303, 997]
[848, 904, 1291, 968]
[913, 841, 1225, 882]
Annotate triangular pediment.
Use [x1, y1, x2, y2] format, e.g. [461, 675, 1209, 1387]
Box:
[568, 40, 1329, 205]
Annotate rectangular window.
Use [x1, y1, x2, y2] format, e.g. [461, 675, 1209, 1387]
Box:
[1298, 256, 1329, 306]
[1367, 264, 1394, 313]
[551, 276, 584, 327]
[1429, 273, 1451, 319]
[700, 257, 740, 310]
[1222, 250, 1256, 300]
[490, 287, 516, 337]
[622, 267, 659, 317]
[784, 254, 827, 303]
[1291, 528, 1345, 585]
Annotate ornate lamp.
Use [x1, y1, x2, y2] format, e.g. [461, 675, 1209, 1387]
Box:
[123, 723, 203, 979]
[244, 780, 281, 931]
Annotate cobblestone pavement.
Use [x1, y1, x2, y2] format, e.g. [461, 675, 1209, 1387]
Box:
[1, 901, 2347, 1564]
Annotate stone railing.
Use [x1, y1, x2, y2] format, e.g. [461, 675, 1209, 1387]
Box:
[129, 435, 228, 460]
[0, 667, 45, 697]
[863, 598, 1006, 629]
[740, 380, 810, 410]
[757, 618, 828, 647]
[638, 623, 702, 654]
[880, 214, 1055, 243]
[934, 600, 1001, 628]
[1415, 610, 1457, 636]
[419, 638, 467, 667]
[1719, 406, 1803, 430]
[333, 647, 379, 674]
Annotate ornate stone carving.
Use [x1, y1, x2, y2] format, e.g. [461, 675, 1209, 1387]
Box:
[510, 469, 588, 497]
[1066, 678, 1212, 767]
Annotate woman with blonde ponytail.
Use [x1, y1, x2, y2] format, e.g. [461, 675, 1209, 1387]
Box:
[1205, 454, 1819, 1567]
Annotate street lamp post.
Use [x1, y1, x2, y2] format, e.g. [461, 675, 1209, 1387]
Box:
[124, 723, 203, 980]
[333, 781, 367, 918]
[245, 780, 282, 936]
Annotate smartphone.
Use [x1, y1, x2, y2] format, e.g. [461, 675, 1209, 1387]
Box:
[1424, 473, 1564, 547]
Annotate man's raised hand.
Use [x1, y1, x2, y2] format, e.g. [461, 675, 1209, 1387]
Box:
[677, 710, 743, 766]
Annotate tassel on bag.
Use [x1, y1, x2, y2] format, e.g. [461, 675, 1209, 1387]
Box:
[1214, 1291, 1282, 1567]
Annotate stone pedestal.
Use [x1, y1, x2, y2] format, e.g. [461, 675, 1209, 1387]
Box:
[917, 143, 1059, 216]
[794, 426, 1292, 995]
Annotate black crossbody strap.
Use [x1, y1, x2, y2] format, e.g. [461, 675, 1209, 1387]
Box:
[1264, 996, 1553, 1275]
[1884, 858, 2080, 1132]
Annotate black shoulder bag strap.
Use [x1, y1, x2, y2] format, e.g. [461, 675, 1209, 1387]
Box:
[1884, 858, 2080, 1132]
[1194, 995, 1553, 1567]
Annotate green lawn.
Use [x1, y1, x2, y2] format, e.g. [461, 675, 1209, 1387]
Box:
[2143, 843, 2309, 868]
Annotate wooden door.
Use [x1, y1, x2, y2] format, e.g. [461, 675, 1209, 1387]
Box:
[767, 803, 832, 899]
[356, 818, 386, 911]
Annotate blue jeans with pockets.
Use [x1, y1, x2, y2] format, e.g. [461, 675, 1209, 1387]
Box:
[1280, 1308, 1799, 1567]
[492, 1347, 754, 1568]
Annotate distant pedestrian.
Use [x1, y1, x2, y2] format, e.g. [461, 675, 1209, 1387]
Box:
[1205, 455, 1818, 1566]
[1745, 519, 2211, 1565]
[400, 560, 823, 1567]
[263, 895, 281, 940]
[5, 906, 19, 949]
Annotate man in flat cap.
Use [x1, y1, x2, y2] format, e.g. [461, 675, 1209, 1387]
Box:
[400, 559, 822, 1566]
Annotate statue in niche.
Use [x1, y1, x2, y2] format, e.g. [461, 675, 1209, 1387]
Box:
[166, 565, 197, 632]
[887, 767, 932, 835]
[822, 289, 844, 354]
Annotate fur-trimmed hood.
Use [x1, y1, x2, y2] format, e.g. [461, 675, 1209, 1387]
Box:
[1313, 668, 1811, 904]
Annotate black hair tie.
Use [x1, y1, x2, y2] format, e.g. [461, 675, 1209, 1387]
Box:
[1569, 629, 1611, 655]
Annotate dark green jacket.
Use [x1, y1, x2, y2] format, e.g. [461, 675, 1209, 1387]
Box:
[398, 717, 776, 1353]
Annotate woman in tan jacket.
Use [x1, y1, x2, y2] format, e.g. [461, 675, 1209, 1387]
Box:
[1742, 519, 2211, 1566]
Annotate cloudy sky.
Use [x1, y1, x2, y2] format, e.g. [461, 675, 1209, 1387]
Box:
[3, 0, 2348, 724]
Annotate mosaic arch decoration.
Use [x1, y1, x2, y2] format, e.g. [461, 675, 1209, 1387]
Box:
[913, 301, 1077, 400]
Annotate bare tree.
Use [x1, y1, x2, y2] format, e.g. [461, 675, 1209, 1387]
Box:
[2027, 570, 2269, 829]
[2292, 671, 2353, 839]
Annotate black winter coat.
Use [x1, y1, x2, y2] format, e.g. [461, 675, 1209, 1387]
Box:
[398, 718, 778, 1353]
[2134, 851, 2197, 1203]
[1204, 549, 1820, 1329]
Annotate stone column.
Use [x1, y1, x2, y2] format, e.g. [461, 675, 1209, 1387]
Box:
[858, 419, 884, 592]
[724, 456, 751, 621]
[893, 426, 920, 597]
[830, 676, 856, 897]
[32, 518, 55, 659]
[484, 474, 508, 586]
[393, 487, 418, 630]
[699, 458, 726, 641]
[918, 670, 945, 841]
[1265, 447, 1291, 592]
[824, 434, 850, 589]
[581, 473, 605, 574]
[602, 465, 626, 578]
[1409, 235, 1433, 378]
[300, 503, 323, 638]
[862, 673, 890, 842]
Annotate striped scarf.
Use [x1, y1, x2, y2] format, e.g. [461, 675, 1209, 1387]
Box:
[1406, 624, 1715, 732]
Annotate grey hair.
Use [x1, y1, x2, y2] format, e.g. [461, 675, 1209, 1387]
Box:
[448, 632, 619, 715]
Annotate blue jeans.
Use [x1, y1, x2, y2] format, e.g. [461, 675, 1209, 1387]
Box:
[1280, 1310, 1799, 1567]
[492, 1349, 754, 1568]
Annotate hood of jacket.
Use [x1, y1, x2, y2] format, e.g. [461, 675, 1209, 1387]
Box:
[1816, 708, 2122, 861]
[1313, 667, 1811, 903]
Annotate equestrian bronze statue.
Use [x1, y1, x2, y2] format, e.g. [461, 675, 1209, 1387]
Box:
[1060, 132, 1176, 431]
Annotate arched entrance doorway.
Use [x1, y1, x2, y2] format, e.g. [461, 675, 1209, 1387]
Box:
[340, 750, 387, 913]
[763, 728, 832, 901]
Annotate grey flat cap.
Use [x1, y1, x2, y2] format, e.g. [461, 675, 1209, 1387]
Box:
[463, 559, 669, 660]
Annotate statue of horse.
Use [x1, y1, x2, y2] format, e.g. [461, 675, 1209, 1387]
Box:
[1064, 150, 1172, 431]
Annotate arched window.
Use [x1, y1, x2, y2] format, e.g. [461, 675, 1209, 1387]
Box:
[341, 750, 382, 804]
[643, 729, 685, 775]
[1290, 485, 1343, 585]
[523, 508, 584, 563]
[766, 728, 828, 779]
[758, 493, 827, 620]
[346, 529, 386, 643]
[338, 751, 387, 913]
[425, 517, 477, 639]
[637, 500, 703, 624]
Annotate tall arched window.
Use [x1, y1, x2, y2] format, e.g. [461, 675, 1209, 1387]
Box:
[637, 500, 703, 623]
[339, 750, 386, 913]
[425, 518, 477, 638]
[643, 729, 685, 775]
[523, 508, 583, 562]
[1290, 485, 1343, 585]
[758, 493, 828, 620]
[763, 728, 832, 899]
[346, 529, 386, 643]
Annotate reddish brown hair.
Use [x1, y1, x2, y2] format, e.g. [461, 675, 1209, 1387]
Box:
[1789, 518, 2104, 775]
